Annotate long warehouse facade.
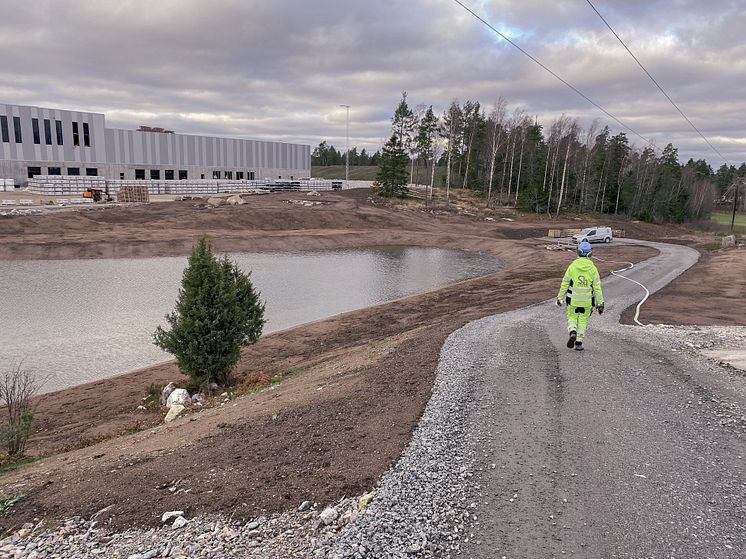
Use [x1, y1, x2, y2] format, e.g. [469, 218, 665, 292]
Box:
[0, 103, 310, 186]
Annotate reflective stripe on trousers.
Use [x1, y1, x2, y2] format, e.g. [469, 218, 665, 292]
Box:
[566, 304, 590, 342]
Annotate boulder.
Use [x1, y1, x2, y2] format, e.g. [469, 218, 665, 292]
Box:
[160, 382, 176, 406]
[172, 516, 188, 529]
[166, 388, 191, 407]
[226, 194, 246, 206]
[722, 235, 736, 248]
[164, 404, 185, 423]
[207, 196, 225, 207]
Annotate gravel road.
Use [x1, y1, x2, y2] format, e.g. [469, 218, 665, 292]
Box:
[461, 240, 745, 558]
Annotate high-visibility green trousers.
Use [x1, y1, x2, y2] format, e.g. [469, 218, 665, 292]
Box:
[566, 304, 592, 341]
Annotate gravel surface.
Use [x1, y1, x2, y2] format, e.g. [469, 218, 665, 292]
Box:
[3, 240, 744, 558]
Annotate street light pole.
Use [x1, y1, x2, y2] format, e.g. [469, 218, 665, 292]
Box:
[339, 104, 350, 188]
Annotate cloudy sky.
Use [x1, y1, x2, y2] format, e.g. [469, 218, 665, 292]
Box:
[1, 0, 743, 166]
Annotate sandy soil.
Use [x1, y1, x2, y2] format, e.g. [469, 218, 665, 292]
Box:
[0, 190, 662, 532]
[624, 247, 746, 327]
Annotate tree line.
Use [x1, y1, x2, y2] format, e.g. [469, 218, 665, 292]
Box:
[375, 92, 743, 221]
[312, 141, 382, 167]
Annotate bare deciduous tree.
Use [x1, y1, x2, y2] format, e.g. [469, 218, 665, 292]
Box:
[1, 364, 43, 456]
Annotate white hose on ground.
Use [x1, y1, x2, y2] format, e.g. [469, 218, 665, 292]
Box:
[594, 256, 650, 327]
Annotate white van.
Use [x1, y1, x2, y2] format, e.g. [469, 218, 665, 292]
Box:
[572, 226, 613, 244]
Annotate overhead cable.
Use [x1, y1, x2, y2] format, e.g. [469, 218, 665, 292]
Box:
[451, 0, 660, 152]
[585, 0, 730, 165]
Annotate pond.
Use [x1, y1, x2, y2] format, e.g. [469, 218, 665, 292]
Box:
[0, 247, 502, 392]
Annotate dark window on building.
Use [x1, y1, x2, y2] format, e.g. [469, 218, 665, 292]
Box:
[248, 171, 255, 180]
[86, 168, 98, 176]
[150, 169, 160, 180]
[178, 170, 187, 180]
[48, 167, 61, 175]
[135, 169, 145, 180]
[83, 122, 90, 147]
[212, 171, 220, 179]
[32, 118, 40, 144]
[1, 116, 9, 142]
[119, 172, 124, 179]
[164, 169, 174, 180]
[27, 166, 41, 178]
[13, 116, 22, 142]
[200, 174, 205, 179]
[72, 122, 80, 146]
[44, 119, 52, 145]
[68, 167, 80, 176]
[55, 120, 64, 145]
[236, 171, 244, 180]
[224, 171, 233, 179]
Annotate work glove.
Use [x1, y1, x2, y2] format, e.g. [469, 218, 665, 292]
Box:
[597, 303, 604, 314]
[556, 299, 563, 307]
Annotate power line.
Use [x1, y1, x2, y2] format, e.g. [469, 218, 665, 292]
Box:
[585, 0, 730, 166]
[451, 0, 660, 152]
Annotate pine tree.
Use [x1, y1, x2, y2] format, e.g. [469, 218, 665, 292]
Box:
[154, 237, 265, 388]
[377, 134, 409, 197]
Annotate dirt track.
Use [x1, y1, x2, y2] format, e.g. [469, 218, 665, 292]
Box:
[0, 190, 661, 532]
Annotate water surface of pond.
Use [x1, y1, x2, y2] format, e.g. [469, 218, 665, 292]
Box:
[1, 247, 501, 392]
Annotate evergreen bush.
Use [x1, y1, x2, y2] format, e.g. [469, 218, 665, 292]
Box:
[154, 237, 265, 387]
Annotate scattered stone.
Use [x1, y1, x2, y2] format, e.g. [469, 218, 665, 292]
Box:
[166, 388, 191, 408]
[164, 404, 185, 423]
[722, 234, 736, 248]
[191, 393, 206, 406]
[298, 500, 311, 512]
[160, 382, 176, 406]
[206, 196, 225, 207]
[319, 507, 338, 525]
[161, 511, 185, 523]
[172, 516, 188, 529]
[226, 194, 246, 206]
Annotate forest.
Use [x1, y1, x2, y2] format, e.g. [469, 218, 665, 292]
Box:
[315, 93, 746, 222]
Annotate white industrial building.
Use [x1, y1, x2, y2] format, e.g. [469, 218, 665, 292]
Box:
[0, 102, 310, 187]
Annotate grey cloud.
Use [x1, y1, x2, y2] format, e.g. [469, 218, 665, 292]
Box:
[0, 0, 742, 164]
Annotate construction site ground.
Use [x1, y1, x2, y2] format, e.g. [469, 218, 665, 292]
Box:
[0, 188, 742, 533]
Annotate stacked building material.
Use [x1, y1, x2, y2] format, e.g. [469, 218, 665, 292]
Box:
[118, 185, 150, 203]
[27, 176, 107, 196]
[24, 176, 340, 196]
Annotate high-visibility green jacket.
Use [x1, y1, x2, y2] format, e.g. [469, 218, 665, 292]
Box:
[557, 257, 604, 308]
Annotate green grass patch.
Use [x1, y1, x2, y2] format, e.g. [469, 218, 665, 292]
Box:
[0, 493, 23, 515]
[711, 211, 746, 227]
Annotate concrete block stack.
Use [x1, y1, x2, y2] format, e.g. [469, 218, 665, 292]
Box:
[27, 175, 107, 196]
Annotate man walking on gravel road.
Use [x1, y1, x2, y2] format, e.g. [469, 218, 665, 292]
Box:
[556, 240, 605, 351]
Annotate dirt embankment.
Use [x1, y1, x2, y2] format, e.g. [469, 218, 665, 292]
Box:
[623, 247, 746, 327]
[0, 190, 664, 533]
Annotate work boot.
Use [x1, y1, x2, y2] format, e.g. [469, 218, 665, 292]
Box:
[574, 341, 584, 351]
[567, 331, 577, 348]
